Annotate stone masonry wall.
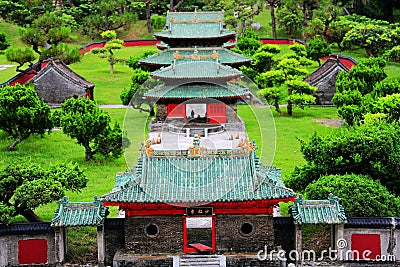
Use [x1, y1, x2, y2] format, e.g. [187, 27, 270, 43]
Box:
[104, 219, 125, 266]
[216, 215, 274, 253]
[124, 216, 183, 254]
[0, 233, 57, 266]
[156, 104, 167, 121]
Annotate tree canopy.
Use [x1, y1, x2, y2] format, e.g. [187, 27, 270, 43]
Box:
[6, 11, 80, 73]
[57, 97, 129, 161]
[0, 84, 53, 151]
[305, 174, 400, 217]
[0, 162, 87, 223]
[287, 121, 400, 195]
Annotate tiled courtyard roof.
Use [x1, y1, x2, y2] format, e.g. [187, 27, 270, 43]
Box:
[154, 11, 235, 40]
[51, 196, 108, 227]
[140, 48, 251, 67]
[102, 149, 295, 204]
[0, 222, 53, 236]
[144, 82, 248, 99]
[32, 59, 94, 89]
[291, 194, 347, 225]
[151, 61, 242, 80]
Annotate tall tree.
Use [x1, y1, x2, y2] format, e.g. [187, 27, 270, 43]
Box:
[0, 84, 52, 151]
[83, 0, 138, 37]
[146, 0, 153, 33]
[170, 0, 185, 11]
[0, 163, 87, 223]
[305, 174, 400, 217]
[266, 0, 280, 38]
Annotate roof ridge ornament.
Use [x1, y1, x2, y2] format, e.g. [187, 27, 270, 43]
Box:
[188, 133, 207, 157]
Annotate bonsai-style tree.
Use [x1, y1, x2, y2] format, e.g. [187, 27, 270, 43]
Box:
[306, 38, 331, 66]
[0, 32, 9, 51]
[0, 84, 52, 151]
[0, 163, 87, 223]
[57, 97, 129, 161]
[92, 30, 124, 74]
[6, 12, 80, 73]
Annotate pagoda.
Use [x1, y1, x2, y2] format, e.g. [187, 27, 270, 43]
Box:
[101, 11, 295, 266]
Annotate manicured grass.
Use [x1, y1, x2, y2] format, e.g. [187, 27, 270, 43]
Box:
[0, 107, 148, 222]
[238, 105, 339, 178]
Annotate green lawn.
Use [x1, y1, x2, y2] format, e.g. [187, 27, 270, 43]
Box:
[68, 46, 159, 105]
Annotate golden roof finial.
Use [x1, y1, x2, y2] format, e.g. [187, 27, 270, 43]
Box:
[173, 51, 179, 59]
[211, 50, 219, 59]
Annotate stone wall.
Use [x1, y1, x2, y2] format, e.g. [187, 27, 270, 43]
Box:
[156, 103, 167, 121]
[226, 255, 281, 267]
[33, 69, 88, 104]
[216, 215, 274, 253]
[124, 216, 183, 254]
[0, 232, 57, 266]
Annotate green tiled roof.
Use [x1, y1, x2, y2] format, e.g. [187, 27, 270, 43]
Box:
[291, 194, 347, 225]
[144, 82, 248, 99]
[101, 150, 295, 204]
[151, 61, 242, 80]
[51, 196, 108, 227]
[154, 12, 235, 39]
[140, 48, 251, 66]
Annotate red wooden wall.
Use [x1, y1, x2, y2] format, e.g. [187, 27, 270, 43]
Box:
[207, 103, 226, 124]
[167, 104, 186, 119]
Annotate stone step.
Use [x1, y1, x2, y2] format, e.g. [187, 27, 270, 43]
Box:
[178, 255, 225, 267]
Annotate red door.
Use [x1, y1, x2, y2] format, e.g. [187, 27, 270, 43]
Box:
[183, 216, 216, 253]
[351, 234, 381, 260]
[207, 103, 226, 124]
[18, 239, 48, 264]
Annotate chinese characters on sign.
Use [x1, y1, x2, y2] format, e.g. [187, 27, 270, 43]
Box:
[186, 207, 213, 216]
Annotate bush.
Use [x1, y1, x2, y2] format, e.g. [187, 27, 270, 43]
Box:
[288, 122, 400, 194]
[305, 174, 400, 217]
[385, 45, 400, 63]
[150, 15, 166, 30]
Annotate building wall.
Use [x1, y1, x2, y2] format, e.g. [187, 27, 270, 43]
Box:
[0, 233, 57, 266]
[105, 218, 125, 266]
[34, 69, 88, 104]
[0, 236, 8, 266]
[343, 228, 399, 262]
[156, 103, 168, 121]
[124, 216, 183, 254]
[216, 215, 274, 253]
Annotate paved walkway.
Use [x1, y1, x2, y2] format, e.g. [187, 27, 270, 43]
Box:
[0, 64, 14, 71]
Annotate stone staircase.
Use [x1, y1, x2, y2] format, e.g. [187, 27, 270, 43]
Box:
[174, 255, 226, 267]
